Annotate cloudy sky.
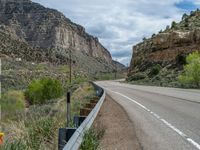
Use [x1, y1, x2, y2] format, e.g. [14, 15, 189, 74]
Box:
[33, 0, 200, 65]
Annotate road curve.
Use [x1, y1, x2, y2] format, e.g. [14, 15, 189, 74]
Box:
[96, 81, 200, 150]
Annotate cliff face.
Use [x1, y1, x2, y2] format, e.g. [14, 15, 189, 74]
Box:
[129, 10, 200, 74]
[0, 0, 112, 63]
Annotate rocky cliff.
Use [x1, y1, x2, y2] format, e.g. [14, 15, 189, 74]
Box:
[127, 10, 200, 87]
[0, 0, 112, 63]
[129, 10, 200, 74]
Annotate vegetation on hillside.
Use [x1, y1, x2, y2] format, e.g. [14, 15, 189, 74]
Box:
[127, 51, 200, 89]
[179, 51, 200, 87]
[0, 91, 25, 121]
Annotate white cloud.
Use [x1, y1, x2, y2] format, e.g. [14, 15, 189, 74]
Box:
[193, 0, 200, 5]
[32, 0, 189, 65]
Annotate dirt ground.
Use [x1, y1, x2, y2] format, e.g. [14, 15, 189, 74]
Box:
[93, 95, 142, 150]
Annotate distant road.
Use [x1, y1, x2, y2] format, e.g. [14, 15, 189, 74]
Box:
[96, 81, 200, 150]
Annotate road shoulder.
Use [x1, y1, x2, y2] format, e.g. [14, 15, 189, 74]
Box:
[93, 95, 141, 150]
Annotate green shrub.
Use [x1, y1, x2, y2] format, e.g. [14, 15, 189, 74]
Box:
[148, 64, 162, 77]
[0, 90, 25, 112]
[179, 51, 200, 87]
[25, 78, 64, 105]
[176, 53, 186, 65]
[127, 72, 147, 81]
[171, 21, 177, 29]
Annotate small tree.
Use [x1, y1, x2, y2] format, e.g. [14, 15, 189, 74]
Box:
[179, 51, 200, 87]
[171, 21, 177, 29]
[182, 13, 188, 20]
[148, 64, 162, 77]
[152, 33, 156, 37]
[166, 25, 170, 31]
[143, 37, 147, 41]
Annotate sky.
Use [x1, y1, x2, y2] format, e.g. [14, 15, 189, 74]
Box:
[32, 0, 200, 65]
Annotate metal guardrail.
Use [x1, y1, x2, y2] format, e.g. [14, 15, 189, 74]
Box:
[62, 83, 105, 150]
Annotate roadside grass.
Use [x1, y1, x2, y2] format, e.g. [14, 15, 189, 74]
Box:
[0, 82, 96, 150]
[0, 90, 26, 121]
[80, 128, 105, 150]
[71, 82, 96, 116]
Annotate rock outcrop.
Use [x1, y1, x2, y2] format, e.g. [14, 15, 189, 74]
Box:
[129, 10, 200, 75]
[0, 0, 112, 63]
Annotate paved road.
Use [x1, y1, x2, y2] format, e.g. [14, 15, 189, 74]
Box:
[96, 81, 200, 150]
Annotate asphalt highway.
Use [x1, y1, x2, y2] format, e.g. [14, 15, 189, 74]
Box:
[96, 81, 200, 150]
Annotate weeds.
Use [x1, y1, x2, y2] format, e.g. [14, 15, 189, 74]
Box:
[1, 82, 96, 150]
[80, 128, 104, 150]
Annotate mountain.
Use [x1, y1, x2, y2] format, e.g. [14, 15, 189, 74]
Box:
[128, 10, 200, 87]
[112, 60, 126, 71]
[0, 0, 113, 65]
[0, 0, 126, 92]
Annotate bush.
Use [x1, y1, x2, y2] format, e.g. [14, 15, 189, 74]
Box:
[176, 53, 186, 65]
[171, 21, 177, 29]
[127, 72, 147, 81]
[25, 78, 64, 105]
[0, 90, 25, 112]
[179, 51, 200, 87]
[148, 64, 162, 77]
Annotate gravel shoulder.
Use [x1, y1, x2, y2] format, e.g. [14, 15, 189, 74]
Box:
[93, 95, 141, 150]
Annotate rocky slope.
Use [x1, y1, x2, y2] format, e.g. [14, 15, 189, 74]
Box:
[128, 10, 200, 87]
[0, 0, 112, 63]
[0, 0, 126, 92]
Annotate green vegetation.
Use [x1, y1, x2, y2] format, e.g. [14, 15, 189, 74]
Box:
[127, 52, 200, 89]
[161, 9, 200, 32]
[25, 78, 64, 105]
[182, 13, 188, 20]
[1, 140, 28, 150]
[0, 90, 25, 120]
[171, 21, 177, 29]
[1, 102, 66, 150]
[80, 128, 104, 150]
[179, 51, 200, 87]
[148, 64, 162, 77]
[127, 72, 147, 81]
[71, 82, 96, 116]
[176, 53, 187, 65]
[0, 90, 25, 112]
[1, 82, 96, 150]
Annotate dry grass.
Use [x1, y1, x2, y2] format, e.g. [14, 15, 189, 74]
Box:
[0, 82, 96, 150]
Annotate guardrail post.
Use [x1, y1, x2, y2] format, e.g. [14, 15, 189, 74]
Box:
[73, 116, 86, 128]
[61, 83, 105, 150]
[58, 128, 76, 150]
[67, 91, 71, 127]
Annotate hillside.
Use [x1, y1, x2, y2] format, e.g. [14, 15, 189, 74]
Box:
[0, 0, 126, 92]
[0, 0, 112, 63]
[128, 10, 200, 87]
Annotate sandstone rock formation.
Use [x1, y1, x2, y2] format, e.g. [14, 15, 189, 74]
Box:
[129, 10, 200, 75]
[0, 0, 112, 63]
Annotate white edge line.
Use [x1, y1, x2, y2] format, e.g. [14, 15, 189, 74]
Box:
[108, 90, 200, 150]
